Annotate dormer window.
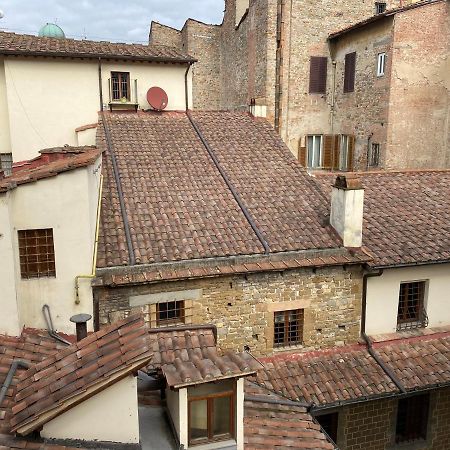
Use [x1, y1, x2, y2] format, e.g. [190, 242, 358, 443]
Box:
[111, 72, 130, 101]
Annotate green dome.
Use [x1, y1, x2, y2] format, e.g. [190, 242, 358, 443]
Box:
[38, 23, 66, 39]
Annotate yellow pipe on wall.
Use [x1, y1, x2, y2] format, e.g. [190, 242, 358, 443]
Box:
[75, 173, 103, 305]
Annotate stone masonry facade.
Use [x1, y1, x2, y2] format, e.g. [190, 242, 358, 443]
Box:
[95, 265, 363, 356]
[329, 387, 450, 450]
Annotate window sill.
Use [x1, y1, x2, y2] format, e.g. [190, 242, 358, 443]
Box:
[190, 439, 236, 449]
[273, 343, 304, 352]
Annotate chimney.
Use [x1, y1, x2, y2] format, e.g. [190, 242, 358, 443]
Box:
[330, 175, 364, 247]
[70, 313, 92, 342]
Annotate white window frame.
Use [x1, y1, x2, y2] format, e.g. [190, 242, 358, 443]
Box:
[340, 135, 349, 171]
[377, 53, 386, 77]
[307, 135, 323, 169]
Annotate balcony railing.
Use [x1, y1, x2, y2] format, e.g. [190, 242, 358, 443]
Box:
[396, 308, 429, 332]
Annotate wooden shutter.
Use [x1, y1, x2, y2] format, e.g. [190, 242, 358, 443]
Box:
[348, 135, 355, 171]
[332, 135, 340, 170]
[323, 135, 333, 169]
[309, 57, 327, 94]
[298, 138, 307, 167]
[344, 52, 356, 93]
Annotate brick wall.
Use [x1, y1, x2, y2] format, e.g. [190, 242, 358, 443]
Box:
[95, 265, 363, 356]
[149, 22, 183, 48]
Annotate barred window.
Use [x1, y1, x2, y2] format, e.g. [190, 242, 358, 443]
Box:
[369, 143, 381, 167]
[18, 229, 55, 279]
[156, 300, 185, 326]
[375, 2, 387, 14]
[274, 309, 304, 347]
[0, 153, 13, 176]
[397, 281, 428, 330]
[396, 394, 430, 443]
[111, 72, 130, 101]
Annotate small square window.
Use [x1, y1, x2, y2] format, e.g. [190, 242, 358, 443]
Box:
[111, 72, 130, 101]
[156, 300, 185, 326]
[396, 394, 430, 443]
[397, 281, 428, 331]
[316, 412, 339, 443]
[375, 2, 387, 14]
[377, 53, 386, 77]
[274, 309, 304, 347]
[18, 229, 56, 279]
[0, 153, 13, 176]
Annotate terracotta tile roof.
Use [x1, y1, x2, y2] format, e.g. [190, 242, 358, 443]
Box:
[10, 315, 152, 436]
[0, 146, 101, 193]
[0, 433, 86, 449]
[0, 331, 64, 434]
[147, 326, 259, 388]
[328, 0, 444, 39]
[254, 332, 450, 407]
[0, 31, 195, 63]
[244, 382, 335, 449]
[313, 171, 450, 267]
[97, 111, 345, 270]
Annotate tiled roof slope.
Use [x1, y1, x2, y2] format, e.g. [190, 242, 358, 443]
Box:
[97, 111, 343, 268]
[147, 326, 259, 388]
[255, 332, 450, 407]
[313, 171, 450, 267]
[0, 146, 101, 193]
[10, 315, 152, 435]
[0, 31, 195, 63]
[245, 384, 335, 449]
[0, 332, 64, 434]
[97, 112, 266, 267]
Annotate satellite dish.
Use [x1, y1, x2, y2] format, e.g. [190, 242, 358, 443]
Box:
[0, 10, 4, 19]
[147, 86, 168, 111]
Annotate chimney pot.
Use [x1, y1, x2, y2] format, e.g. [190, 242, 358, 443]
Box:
[70, 313, 92, 342]
[330, 175, 364, 248]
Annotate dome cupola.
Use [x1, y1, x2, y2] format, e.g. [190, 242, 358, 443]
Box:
[38, 23, 66, 39]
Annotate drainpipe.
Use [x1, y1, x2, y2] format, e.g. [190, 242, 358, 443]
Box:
[184, 62, 193, 111]
[75, 173, 104, 304]
[361, 267, 383, 336]
[98, 57, 104, 111]
[0, 360, 29, 407]
[42, 304, 71, 345]
[366, 133, 374, 171]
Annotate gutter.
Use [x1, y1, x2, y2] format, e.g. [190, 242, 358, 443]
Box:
[186, 111, 270, 254]
[0, 360, 29, 407]
[184, 62, 194, 111]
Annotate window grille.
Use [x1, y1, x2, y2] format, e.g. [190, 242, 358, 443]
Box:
[396, 394, 430, 443]
[397, 281, 428, 331]
[274, 309, 304, 347]
[18, 229, 56, 279]
[375, 2, 387, 14]
[369, 143, 381, 167]
[155, 300, 187, 326]
[0, 153, 13, 176]
[111, 72, 130, 101]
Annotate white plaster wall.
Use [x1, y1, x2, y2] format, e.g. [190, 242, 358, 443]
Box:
[0, 192, 20, 336]
[236, 0, 250, 25]
[4, 57, 192, 161]
[10, 159, 101, 334]
[366, 264, 450, 335]
[0, 58, 12, 154]
[42, 375, 139, 444]
[76, 127, 97, 147]
[166, 387, 181, 441]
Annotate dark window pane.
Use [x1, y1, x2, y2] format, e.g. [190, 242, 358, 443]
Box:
[344, 52, 356, 93]
[156, 300, 185, 326]
[396, 394, 429, 443]
[274, 309, 304, 347]
[18, 229, 55, 279]
[190, 399, 208, 442]
[316, 413, 339, 443]
[213, 396, 232, 438]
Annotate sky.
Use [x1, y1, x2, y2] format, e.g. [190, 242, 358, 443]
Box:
[0, 0, 224, 43]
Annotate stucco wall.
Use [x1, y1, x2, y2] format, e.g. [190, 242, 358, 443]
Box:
[366, 264, 450, 335]
[42, 375, 139, 444]
[4, 57, 192, 161]
[96, 265, 363, 356]
[5, 161, 101, 334]
[0, 58, 11, 155]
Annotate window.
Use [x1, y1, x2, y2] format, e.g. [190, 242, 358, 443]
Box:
[189, 392, 234, 445]
[307, 135, 323, 168]
[111, 72, 130, 101]
[0, 153, 13, 176]
[316, 412, 339, 443]
[344, 52, 356, 93]
[375, 2, 387, 14]
[340, 135, 349, 171]
[156, 300, 185, 326]
[396, 394, 430, 443]
[274, 309, 304, 347]
[377, 53, 386, 77]
[397, 281, 428, 331]
[309, 56, 328, 94]
[18, 229, 55, 279]
[369, 143, 381, 167]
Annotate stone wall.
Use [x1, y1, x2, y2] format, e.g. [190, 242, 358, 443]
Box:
[95, 265, 363, 356]
[333, 388, 450, 450]
[149, 22, 183, 48]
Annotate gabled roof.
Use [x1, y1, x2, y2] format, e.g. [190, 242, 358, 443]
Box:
[255, 331, 450, 408]
[10, 315, 152, 436]
[0, 31, 195, 63]
[313, 170, 450, 267]
[0, 146, 101, 193]
[97, 111, 353, 273]
[147, 326, 259, 388]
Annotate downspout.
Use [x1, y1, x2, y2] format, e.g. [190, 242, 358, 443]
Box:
[42, 304, 71, 345]
[98, 57, 104, 111]
[366, 132, 374, 171]
[184, 62, 193, 111]
[361, 267, 407, 394]
[74, 173, 104, 304]
[0, 360, 29, 407]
